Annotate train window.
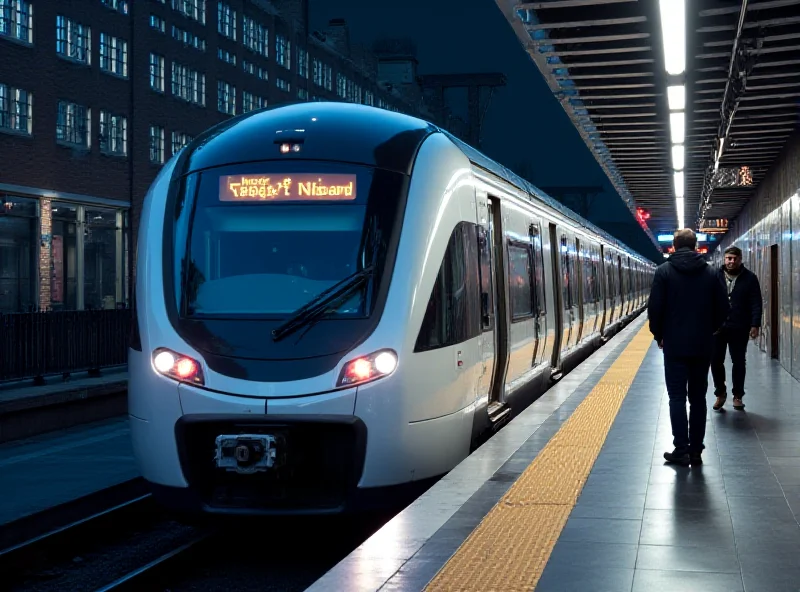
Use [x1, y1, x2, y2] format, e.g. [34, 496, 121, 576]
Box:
[508, 241, 533, 322]
[414, 222, 481, 352]
[560, 234, 572, 309]
[177, 162, 404, 318]
[530, 223, 546, 315]
[477, 225, 494, 332]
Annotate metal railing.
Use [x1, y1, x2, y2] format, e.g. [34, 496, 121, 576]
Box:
[0, 309, 130, 383]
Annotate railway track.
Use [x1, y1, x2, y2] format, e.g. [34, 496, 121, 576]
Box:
[93, 534, 212, 592]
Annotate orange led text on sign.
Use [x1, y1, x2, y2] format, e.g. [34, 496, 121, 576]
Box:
[219, 174, 357, 202]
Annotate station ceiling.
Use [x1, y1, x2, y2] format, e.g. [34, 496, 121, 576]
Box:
[495, 0, 800, 248]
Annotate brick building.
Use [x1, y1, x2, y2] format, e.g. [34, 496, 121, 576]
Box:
[0, 0, 443, 314]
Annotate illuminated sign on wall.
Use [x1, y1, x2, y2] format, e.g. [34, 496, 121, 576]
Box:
[700, 218, 728, 234]
[658, 233, 708, 243]
[219, 174, 357, 201]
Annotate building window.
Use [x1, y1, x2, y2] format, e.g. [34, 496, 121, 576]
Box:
[297, 88, 308, 101]
[84, 207, 124, 310]
[56, 100, 91, 149]
[49, 203, 78, 311]
[172, 130, 192, 155]
[243, 59, 266, 80]
[414, 222, 481, 352]
[276, 78, 290, 93]
[99, 33, 128, 78]
[242, 91, 264, 113]
[242, 15, 267, 57]
[217, 2, 236, 40]
[149, 125, 165, 163]
[0, 83, 32, 135]
[149, 14, 165, 33]
[172, 0, 205, 24]
[99, 110, 127, 156]
[312, 58, 323, 86]
[100, 0, 129, 14]
[323, 64, 332, 91]
[0, 195, 38, 312]
[297, 48, 308, 79]
[275, 34, 290, 70]
[364, 90, 374, 106]
[172, 25, 206, 51]
[336, 73, 347, 99]
[217, 80, 235, 115]
[149, 53, 165, 92]
[56, 16, 91, 65]
[353, 84, 362, 104]
[0, 0, 33, 44]
[171, 62, 205, 106]
[218, 48, 236, 66]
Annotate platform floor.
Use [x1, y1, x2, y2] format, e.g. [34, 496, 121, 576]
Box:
[309, 316, 800, 592]
[0, 416, 137, 526]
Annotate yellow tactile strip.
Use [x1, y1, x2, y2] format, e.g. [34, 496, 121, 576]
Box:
[424, 323, 653, 592]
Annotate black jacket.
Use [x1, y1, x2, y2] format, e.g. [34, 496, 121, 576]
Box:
[716, 265, 762, 331]
[648, 248, 730, 358]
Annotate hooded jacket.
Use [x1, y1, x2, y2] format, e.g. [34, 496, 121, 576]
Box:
[648, 247, 730, 358]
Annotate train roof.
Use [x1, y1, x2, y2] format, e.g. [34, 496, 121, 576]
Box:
[180, 101, 653, 267]
[443, 132, 653, 267]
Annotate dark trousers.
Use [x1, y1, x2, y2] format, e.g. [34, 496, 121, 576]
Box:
[711, 328, 750, 398]
[664, 355, 710, 454]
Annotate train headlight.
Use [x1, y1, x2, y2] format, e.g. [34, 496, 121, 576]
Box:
[337, 349, 398, 387]
[152, 348, 205, 385]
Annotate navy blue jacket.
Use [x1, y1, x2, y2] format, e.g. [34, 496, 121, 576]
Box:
[716, 265, 762, 331]
[648, 248, 730, 358]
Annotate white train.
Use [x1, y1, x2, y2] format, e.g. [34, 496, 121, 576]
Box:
[128, 102, 655, 516]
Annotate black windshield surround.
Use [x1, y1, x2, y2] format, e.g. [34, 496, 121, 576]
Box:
[160, 104, 436, 383]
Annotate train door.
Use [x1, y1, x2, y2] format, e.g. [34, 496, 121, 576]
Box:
[530, 220, 549, 367]
[575, 238, 586, 345]
[598, 244, 608, 334]
[616, 255, 624, 319]
[480, 196, 508, 415]
[589, 243, 600, 335]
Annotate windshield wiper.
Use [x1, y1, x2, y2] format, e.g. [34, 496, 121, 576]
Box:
[271, 265, 375, 342]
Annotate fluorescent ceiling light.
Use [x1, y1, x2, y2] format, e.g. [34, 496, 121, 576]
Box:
[672, 144, 684, 171]
[676, 197, 685, 229]
[659, 0, 686, 75]
[670, 112, 685, 144]
[674, 171, 684, 198]
[667, 85, 685, 110]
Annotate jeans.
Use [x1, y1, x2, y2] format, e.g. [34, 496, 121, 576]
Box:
[711, 328, 750, 398]
[664, 355, 710, 453]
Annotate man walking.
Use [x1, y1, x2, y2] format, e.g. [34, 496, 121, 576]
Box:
[711, 246, 763, 411]
[648, 229, 729, 466]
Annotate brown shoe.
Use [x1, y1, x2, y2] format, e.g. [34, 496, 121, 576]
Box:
[713, 395, 726, 411]
[733, 397, 745, 410]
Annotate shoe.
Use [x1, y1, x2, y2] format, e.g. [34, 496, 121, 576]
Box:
[733, 397, 745, 410]
[713, 395, 726, 411]
[690, 452, 703, 465]
[664, 449, 690, 466]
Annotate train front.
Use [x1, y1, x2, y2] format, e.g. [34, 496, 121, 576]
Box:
[128, 103, 435, 515]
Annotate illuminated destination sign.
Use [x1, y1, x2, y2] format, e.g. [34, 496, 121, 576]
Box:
[219, 174, 356, 202]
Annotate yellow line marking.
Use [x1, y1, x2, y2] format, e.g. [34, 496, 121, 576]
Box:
[424, 322, 653, 592]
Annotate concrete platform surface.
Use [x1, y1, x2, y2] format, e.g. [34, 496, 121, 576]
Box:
[308, 316, 800, 592]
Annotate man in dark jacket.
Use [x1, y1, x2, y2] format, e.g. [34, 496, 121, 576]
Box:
[648, 229, 729, 466]
[711, 246, 763, 411]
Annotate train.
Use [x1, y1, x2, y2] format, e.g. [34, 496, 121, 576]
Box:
[128, 102, 656, 517]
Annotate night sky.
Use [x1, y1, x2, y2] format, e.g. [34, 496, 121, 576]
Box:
[309, 0, 663, 262]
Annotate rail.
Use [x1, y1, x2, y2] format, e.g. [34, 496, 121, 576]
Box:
[0, 309, 130, 383]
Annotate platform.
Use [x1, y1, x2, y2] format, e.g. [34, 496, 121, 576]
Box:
[309, 315, 800, 592]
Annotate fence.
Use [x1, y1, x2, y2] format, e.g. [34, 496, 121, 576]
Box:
[0, 309, 130, 383]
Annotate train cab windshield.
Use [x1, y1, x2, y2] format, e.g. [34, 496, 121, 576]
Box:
[177, 163, 394, 320]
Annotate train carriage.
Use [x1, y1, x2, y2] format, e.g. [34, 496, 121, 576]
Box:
[129, 102, 655, 517]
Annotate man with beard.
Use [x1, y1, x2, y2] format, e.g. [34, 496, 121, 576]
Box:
[711, 246, 763, 411]
[648, 229, 729, 466]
